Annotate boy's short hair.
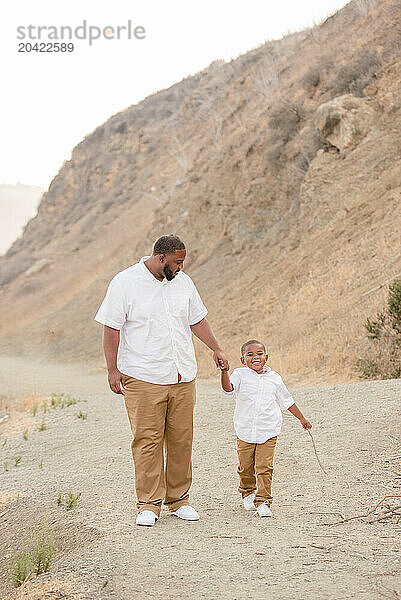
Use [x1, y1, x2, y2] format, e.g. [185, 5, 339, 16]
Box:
[241, 339, 267, 355]
[153, 235, 185, 255]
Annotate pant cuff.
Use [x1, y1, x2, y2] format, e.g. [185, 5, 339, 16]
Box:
[254, 499, 273, 507]
[241, 492, 256, 498]
[166, 499, 189, 512]
[137, 504, 161, 517]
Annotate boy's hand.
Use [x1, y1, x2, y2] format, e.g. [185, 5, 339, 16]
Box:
[217, 357, 229, 371]
[300, 418, 312, 430]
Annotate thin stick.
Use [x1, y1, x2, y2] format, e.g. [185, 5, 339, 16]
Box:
[368, 506, 401, 523]
[208, 535, 246, 539]
[306, 429, 327, 475]
[361, 271, 401, 297]
[330, 495, 401, 525]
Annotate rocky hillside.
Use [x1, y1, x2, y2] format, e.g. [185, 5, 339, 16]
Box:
[0, 0, 400, 383]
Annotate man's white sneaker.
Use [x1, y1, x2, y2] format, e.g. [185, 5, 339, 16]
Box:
[256, 501, 272, 517]
[171, 505, 200, 521]
[136, 510, 158, 526]
[243, 493, 256, 510]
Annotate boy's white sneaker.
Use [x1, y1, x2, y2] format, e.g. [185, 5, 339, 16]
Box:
[256, 501, 272, 517]
[171, 505, 200, 521]
[243, 493, 256, 510]
[136, 510, 158, 527]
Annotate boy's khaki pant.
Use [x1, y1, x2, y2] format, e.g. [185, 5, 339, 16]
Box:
[122, 375, 196, 516]
[236, 436, 277, 507]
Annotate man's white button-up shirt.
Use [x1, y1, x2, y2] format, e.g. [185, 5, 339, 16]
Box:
[94, 257, 208, 385]
[223, 366, 295, 443]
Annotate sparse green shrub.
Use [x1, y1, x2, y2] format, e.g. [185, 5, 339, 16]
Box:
[4, 461, 9, 472]
[56, 491, 82, 510]
[30, 527, 56, 575]
[37, 418, 47, 431]
[22, 428, 28, 441]
[50, 393, 80, 409]
[356, 279, 401, 379]
[14, 455, 22, 467]
[328, 48, 381, 98]
[9, 547, 32, 587]
[65, 491, 81, 510]
[39, 459, 44, 469]
[32, 402, 39, 417]
[9, 526, 56, 587]
[76, 410, 87, 420]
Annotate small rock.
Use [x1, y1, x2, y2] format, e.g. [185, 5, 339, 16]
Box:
[315, 94, 375, 154]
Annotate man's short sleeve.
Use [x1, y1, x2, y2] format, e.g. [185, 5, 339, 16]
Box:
[94, 275, 127, 330]
[274, 374, 295, 411]
[188, 278, 208, 326]
[222, 369, 241, 396]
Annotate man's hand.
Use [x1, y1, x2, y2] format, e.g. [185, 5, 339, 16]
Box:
[108, 368, 126, 395]
[300, 418, 312, 430]
[213, 350, 229, 371]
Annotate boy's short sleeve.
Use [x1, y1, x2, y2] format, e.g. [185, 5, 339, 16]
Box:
[274, 374, 295, 410]
[188, 278, 208, 326]
[222, 369, 241, 396]
[94, 275, 127, 330]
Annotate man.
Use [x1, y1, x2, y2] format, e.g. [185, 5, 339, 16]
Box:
[95, 235, 228, 527]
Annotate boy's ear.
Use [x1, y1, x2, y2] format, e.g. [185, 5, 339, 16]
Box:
[240, 356, 245, 365]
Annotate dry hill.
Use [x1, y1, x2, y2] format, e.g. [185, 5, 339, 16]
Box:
[0, 0, 400, 383]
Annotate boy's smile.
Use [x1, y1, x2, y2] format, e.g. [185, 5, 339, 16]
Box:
[241, 343, 268, 373]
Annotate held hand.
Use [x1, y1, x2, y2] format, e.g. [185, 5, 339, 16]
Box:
[213, 350, 229, 371]
[301, 418, 312, 430]
[108, 368, 126, 395]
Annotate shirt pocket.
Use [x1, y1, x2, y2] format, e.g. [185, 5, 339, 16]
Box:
[169, 292, 189, 318]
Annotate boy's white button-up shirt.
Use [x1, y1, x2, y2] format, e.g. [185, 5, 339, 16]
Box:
[94, 257, 208, 385]
[223, 366, 295, 443]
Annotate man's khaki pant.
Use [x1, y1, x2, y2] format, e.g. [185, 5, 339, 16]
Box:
[122, 375, 196, 516]
[236, 436, 277, 507]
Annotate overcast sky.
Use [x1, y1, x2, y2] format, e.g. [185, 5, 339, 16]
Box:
[2, 0, 349, 189]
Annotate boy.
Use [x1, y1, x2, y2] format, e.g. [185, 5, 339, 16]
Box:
[221, 340, 311, 517]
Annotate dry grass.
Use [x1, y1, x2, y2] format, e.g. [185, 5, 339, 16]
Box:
[0, 490, 25, 508]
[4, 577, 86, 600]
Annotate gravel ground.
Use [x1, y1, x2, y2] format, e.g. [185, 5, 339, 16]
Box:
[0, 356, 400, 600]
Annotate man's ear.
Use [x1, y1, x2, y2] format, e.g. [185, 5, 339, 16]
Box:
[158, 253, 166, 263]
[240, 356, 245, 365]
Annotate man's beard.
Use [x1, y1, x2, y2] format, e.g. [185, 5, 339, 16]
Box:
[163, 263, 176, 281]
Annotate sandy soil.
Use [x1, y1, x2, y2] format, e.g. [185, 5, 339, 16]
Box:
[0, 356, 400, 600]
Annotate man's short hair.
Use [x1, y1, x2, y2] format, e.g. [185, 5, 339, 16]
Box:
[153, 235, 186, 255]
[241, 339, 267, 355]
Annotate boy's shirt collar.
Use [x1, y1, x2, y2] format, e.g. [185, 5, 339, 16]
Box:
[245, 365, 271, 375]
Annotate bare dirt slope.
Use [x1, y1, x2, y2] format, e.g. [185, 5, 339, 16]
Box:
[0, 0, 400, 383]
[1, 358, 400, 600]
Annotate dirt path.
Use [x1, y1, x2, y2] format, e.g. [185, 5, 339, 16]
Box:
[0, 357, 400, 600]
